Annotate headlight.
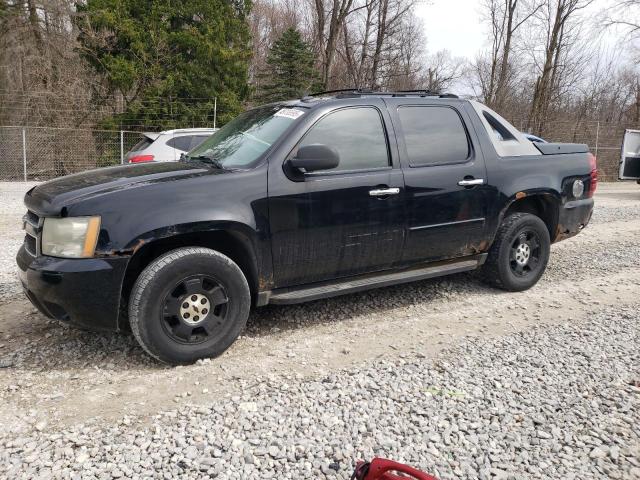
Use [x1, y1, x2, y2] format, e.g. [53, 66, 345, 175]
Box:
[41, 216, 101, 258]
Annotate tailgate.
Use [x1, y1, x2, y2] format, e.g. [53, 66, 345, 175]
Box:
[534, 143, 589, 155]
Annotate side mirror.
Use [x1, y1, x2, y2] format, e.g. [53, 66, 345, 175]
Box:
[289, 144, 339, 172]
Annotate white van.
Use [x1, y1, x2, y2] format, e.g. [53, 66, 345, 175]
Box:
[620, 129, 640, 183]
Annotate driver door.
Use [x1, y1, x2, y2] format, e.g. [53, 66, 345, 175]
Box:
[267, 103, 406, 288]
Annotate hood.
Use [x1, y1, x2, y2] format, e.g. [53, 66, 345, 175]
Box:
[25, 162, 222, 215]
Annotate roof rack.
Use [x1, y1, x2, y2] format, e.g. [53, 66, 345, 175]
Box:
[307, 88, 372, 97]
[302, 88, 458, 100]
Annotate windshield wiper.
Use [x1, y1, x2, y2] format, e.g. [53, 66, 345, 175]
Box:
[181, 153, 225, 170]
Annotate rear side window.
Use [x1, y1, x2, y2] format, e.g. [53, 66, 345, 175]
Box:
[398, 106, 470, 167]
[297, 107, 389, 172]
[166, 136, 194, 151]
[190, 135, 211, 150]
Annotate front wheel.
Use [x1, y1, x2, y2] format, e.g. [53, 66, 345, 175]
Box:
[481, 212, 551, 292]
[129, 247, 250, 365]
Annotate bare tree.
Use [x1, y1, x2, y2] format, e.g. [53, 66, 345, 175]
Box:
[423, 50, 467, 92]
[328, 0, 421, 90]
[0, 1, 100, 127]
[380, 13, 426, 90]
[480, 0, 541, 109]
[526, 0, 596, 135]
[369, 0, 415, 88]
[313, 0, 356, 88]
[604, 0, 640, 36]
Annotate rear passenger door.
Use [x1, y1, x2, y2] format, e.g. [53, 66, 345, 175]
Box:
[385, 99, 492, 264]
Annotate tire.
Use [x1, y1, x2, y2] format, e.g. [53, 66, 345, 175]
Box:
[481, 212, 551, 292]
[129, 247, 250, 365]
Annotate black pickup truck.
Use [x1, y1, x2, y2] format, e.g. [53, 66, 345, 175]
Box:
[17, 91, 596, 364]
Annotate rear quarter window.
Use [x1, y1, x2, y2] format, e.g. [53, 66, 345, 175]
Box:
[397, 106, 470, 167]
[190, 135, 211, 150]
[166, 136, 194, 152]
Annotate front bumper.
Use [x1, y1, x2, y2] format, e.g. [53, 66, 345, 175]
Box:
[16, 246, 129, 332]
[554, 198, 594, 242]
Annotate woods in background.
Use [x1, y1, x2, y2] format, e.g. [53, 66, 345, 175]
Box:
[0, 0, 639, 139]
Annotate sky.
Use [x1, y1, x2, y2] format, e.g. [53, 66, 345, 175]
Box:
[414, 0, 630, 61]
[415, 0, 487, 60]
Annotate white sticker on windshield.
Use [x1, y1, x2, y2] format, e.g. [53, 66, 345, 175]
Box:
[274, 108, 305, 120]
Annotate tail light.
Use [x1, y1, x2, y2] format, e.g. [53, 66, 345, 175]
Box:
[587, 153, 597, 197]
[128, 154, 154, 163]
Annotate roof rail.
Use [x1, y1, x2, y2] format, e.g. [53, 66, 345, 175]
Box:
[303, 88, 458, 99]
[307, 88, 372, 97]
[394, 89, 438, 94]
[393, 90, 459, 98]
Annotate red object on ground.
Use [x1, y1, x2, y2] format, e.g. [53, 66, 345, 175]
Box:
[352, 458, 439, 480]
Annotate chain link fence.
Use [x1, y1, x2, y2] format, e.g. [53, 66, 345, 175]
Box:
[0, 126, 143, 181]
[0, 119, 632, 182]
[510, 119, 632, 182]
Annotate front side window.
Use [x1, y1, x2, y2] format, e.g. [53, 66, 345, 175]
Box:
[398, 106, 470, 167]
[187, 105, 306, 169]
[296, 107, 389, 172]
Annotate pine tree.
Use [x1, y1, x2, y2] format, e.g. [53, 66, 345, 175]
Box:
[257, 28, 319, 102]
[76, 0, 252, 129]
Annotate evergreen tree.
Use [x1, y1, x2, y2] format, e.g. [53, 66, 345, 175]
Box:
[76, 0, 252, 129]
[258, 28, 318, 102]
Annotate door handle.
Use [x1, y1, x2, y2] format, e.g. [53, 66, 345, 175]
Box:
[369, 187, 400, 197]
[458, 178, 485, 186]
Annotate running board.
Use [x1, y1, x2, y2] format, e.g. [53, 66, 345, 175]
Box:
[260, 254, 486, 306]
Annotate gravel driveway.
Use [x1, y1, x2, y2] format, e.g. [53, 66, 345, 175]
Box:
[0, 182, 638, 479]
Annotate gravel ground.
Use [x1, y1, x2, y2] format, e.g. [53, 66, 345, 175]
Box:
[1, 306, 638, 480]
[0, 182, 38, 302]
[0, 181, 638, 479]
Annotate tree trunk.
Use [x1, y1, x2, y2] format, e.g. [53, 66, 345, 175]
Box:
[26, 0, 43, 47]
[528, 1, 565, 134]
[494, 0, 517, 111]
[370, 0, 389, 89]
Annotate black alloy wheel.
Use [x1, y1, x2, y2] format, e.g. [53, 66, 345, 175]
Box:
[481, 212, 551, 292]
[162, 274, 229, 344]
[509, 230, 542, 278]
[129, 247, 251, 365]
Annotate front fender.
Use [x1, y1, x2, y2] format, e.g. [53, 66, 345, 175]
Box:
[117, 221, 260, 256]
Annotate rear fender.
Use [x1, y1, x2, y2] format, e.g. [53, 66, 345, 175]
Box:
[496, 189, 561, 241]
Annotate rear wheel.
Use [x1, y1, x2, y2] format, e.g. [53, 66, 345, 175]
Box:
[481, 212, 550, 291]
[129, 247, 250, 365]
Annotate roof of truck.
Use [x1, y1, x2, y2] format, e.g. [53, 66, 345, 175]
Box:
[295, 89, 460, 104]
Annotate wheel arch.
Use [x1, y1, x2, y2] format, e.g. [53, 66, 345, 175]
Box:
[119, 224, 261, 328]
[499, 190, 560, 242]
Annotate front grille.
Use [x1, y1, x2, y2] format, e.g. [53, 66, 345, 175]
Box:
[25, 210, 39, 228]
[22, 210, 42, 257]
[24, 234, 37, 256]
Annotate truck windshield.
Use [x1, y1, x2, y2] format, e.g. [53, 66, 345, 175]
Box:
[185, 104, 306, 169]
